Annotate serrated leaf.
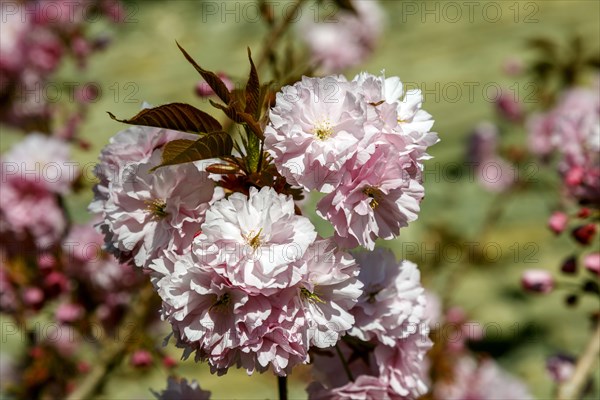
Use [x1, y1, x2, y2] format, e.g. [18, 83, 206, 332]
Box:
[245, 48, 260, 118]
[151, 132, 233, 170]
[108, 103, 222, 134]
[176, 42, 231, 104]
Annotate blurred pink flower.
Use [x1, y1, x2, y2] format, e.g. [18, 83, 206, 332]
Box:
[55, 302, 84, 323]
[130, 350, 153, 368]
[548, 211, 569, 234]
[152, 376, 211, 400]
[434, 357, 532, 400]
[2, 133, 76, 194]
[583, 252, 600, 276]
[298, 0, 384, 73]
[0, 178, 66, 249]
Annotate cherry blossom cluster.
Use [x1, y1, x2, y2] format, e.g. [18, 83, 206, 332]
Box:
[88, 64, 437, 396]
[528, 85, 600, 204]
[265, 72, 438, 250]
[0, 0, 124, 134]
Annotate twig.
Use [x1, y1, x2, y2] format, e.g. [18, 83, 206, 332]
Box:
[277, 376, 288, 400]
[335, 343, 354, 382]
[66, 284, 156, 400]
[556, 322, 600, 400]
[256, 0, 307, 71]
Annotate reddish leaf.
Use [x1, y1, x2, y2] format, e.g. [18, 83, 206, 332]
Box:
[245, 48, 260, 118]
[176, 42, 232, 104]
[107, 103, 222, 134]
[210, 100, 263, 139]
[151, 131, 233, 170]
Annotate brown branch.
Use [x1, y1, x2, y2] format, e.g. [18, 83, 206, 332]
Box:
[256, 0, 307, 71]
[66, 284, 156, 400]
[556, 322, 600, 400]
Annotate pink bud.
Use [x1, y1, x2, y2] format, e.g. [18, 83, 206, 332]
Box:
[548, 211, 568, 235]
[55, 303, 84, 323]
[565, 166, 585, 186]
[521, 269, 554, 293]
[23, 287, 44, 306]
[546, 354, 575, 383]
[572, 224, 597, 245]
[583, 253, 600, 276]
[577, 208, 591, 218]
[496, 92, 523, 123]
[37, 253, 57, 270]
[130, 350, 153, 368]
[44, 272, 69, 295]
[502, 57, 524, 76]
[560, 256, 577, 274]
[162, 355, 177, 369]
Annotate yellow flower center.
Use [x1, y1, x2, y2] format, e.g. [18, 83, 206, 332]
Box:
[145, 199, 168, 219]
[243, 228, 263, 251]
[312, 119, 334, 140]
[301, 287, 325, 304]
[362, 186, 383, 209]
[210, 293, 231, 313]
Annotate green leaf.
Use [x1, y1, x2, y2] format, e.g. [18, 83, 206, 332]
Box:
[151, 131, 233, 170]
[107, 103, 222, 134]
[176, 42, 232, 105]
[244, 48, 260, 118]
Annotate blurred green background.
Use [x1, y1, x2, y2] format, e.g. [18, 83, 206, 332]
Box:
[2, 0, 599, 398]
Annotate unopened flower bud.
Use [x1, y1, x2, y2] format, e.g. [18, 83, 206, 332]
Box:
[548, 211, 568, 235]
[572, 224, 597, 245]
[583, 253, 600, 276]
[521, 269, 554, 293]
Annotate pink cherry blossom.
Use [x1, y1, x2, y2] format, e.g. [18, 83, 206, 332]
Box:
[317, 146, 424, 250]
[375, 332, 432, 399]
[308, 376, 391, 400]
[434, 357, 533, 400]
[290, 238, 363, 348]
[2, 133, 76, 194]
[96, 150, 215, 268]
[298, 0, 384, 73]
[264, 75, 371, 192]
[349, 249, 426, 346]
[0, 175, 66, 249]
[150, 251, 306, 376]
[89, 125, 195, 215]
[152, 376, 211, 400]
[193, 186, 317, 294]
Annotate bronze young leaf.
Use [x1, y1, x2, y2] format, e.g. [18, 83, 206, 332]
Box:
[107, 103, 222, 134]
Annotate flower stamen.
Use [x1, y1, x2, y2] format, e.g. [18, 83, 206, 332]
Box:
[210, 292, 231, 313]
[145, 199, 168, 219]
[243, 228, 263, 251]
[362, 186, 383, 209]
[312, 119, 334, 140]
[301, 287, 325, 304]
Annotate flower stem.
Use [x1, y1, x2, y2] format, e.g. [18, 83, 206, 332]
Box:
[66, 283, 156, 400]
[556, 322, 600, 400]
[277, 376, 288, 400]
[335, 343, 355, 382]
